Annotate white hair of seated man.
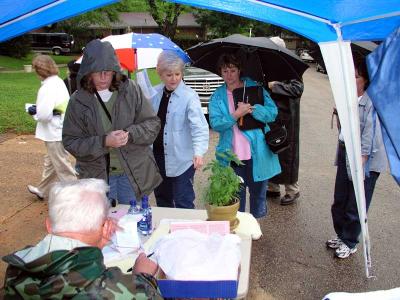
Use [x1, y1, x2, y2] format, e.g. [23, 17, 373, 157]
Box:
[269, 36, 286, 49]
[157, 50, 185, 75]
[48, 179, 110, 234]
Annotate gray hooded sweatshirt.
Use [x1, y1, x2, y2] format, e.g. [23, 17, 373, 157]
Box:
[62, 39, 162, 198]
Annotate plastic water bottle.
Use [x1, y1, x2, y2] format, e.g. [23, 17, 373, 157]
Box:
[127, 199, 140, 215]
[138, 195, 152, 235]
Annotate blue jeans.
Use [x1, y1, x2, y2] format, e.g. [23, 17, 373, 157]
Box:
[108, 173, 136, 205]
[231, 159, 268, 218]
[332, 145, 380, 248]
[153, 153, 195, 209]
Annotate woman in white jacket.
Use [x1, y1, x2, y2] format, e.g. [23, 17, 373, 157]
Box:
[27, 55, 76, 199]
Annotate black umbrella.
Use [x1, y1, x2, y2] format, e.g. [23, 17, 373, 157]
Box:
[186, 34, 309, 84]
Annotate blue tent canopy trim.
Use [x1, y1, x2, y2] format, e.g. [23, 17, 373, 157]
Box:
[161, 0, 400, 42]
[0, 0, 118, 42]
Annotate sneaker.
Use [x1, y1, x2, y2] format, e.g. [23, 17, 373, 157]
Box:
[27, 185, 44, 200]
[326, 237, 343, 249]
[335, 243, 357, 259]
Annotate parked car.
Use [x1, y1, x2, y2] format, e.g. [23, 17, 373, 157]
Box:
[27, 33, 74, 55]
[299, 49, 315, 62]
[183, 67, 224, 115]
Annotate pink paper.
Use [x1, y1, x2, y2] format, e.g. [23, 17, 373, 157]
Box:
[170, 221, 230, 235]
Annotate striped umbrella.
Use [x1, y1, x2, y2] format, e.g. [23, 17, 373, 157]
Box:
[101, 32, 190, 72]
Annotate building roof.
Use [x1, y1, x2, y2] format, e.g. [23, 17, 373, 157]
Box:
[89, 12, 200, 29]
[120, 12, 200, 28]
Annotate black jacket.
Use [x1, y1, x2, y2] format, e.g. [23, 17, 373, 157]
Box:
[269, 79, 303, 184]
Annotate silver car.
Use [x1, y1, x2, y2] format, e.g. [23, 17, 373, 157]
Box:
[183, 67, 224, 115]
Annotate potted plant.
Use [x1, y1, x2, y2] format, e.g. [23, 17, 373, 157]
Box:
[203, 151, 243, 230]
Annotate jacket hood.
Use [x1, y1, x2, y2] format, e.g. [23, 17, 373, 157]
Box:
[77, 39, 122, 84]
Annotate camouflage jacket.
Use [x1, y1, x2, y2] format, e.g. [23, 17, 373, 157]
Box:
[2, 246, 163, 300]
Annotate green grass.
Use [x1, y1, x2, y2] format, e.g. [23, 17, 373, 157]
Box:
[0, 53, 75, 70]
[0, 53, 160, 134]
[0, 68, 68, 134]
[132, 68, 161, 86]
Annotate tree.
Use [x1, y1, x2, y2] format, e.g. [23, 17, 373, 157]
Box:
[146, 0, 183, 39]
[193, 9, 283, 39]
[0, 35, 30, 58]
[54, 0, 136, 50]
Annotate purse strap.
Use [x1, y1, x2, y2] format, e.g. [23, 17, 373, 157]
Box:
[94, 91, 112, 123]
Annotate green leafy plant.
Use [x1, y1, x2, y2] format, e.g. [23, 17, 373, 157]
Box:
[203, 151, 243, 206]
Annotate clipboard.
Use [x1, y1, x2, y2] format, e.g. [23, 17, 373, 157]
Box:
[232, 85, 265, 130]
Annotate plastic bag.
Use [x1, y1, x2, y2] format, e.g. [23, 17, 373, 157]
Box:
[152, 229, 241, 280]
[136, 69, 158, 100]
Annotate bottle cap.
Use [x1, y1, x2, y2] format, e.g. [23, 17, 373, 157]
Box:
[129, 199, 136, 206]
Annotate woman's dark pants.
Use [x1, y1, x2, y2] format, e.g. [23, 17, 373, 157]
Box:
[332, 143, 379, 249]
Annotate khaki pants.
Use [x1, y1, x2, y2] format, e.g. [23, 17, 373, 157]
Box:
[37, 141, 77, 195]
[268, 182, 300, 196]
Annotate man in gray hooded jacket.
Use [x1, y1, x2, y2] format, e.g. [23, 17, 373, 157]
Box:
[62, 39, 162, 203]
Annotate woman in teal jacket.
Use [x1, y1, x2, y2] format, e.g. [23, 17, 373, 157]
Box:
[208, 53, 281, 218]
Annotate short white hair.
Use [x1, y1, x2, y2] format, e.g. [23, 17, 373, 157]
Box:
[157, 50, 184, 74]
[269, 36, 286, 49]
[48, 179, 110, 234]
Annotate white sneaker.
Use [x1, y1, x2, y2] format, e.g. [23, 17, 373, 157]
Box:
[335, 243, 357, 259]
[27, 185, 44, 200]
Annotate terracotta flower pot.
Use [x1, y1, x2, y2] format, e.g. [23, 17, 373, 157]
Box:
[205, 200, 240, 231]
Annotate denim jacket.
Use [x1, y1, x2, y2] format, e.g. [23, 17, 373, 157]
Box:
[336, 93, 387, 175]
[209, 77, 281, 182]
[359, 93, 387, 173]
[151, 80, 209, 177]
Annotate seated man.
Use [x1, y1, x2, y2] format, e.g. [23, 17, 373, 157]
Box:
[2, 178, 163, 299]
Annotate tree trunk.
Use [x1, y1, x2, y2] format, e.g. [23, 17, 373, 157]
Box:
[147, 0, 182, 39]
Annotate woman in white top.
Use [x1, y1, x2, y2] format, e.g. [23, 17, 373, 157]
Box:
[27, 55, 76, 199]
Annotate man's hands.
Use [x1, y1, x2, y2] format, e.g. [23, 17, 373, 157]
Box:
[99, 218, 122, 249]
[105, 130, 129, 148]
[133, 253, 159, 276]
[268, 81, 277, 90]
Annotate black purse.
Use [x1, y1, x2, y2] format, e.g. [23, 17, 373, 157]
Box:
[265, 121, 290, 154]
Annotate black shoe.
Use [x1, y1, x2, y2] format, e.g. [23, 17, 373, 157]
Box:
[280, 192, 300, 205]
[266, 191, 281, 198]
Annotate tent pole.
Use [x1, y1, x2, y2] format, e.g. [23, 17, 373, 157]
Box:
[320, 29, 373, 278]
[335, 25, 372, 278]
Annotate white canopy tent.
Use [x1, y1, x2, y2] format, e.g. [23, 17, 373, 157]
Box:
[161, 0, 400, 277]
